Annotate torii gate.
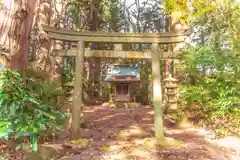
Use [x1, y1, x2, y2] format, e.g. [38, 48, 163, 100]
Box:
[42, 25, 186, 139]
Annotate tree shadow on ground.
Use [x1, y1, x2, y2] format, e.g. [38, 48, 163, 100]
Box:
[58, 105, 236, 160]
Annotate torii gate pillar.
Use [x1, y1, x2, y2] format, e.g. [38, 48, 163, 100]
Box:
[151, 43, 164, 138]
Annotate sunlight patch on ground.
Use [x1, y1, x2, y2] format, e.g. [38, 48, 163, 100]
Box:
[99, 137, 185, 160]
[195, 129, 212, 135]
[141, 117, 152, 121]
[93, 113, 125, 122]
[147, 110, 154, 115]
[212, 136, 240, 151]
[100, 140, 152, 159]
[117, 125, 149, 139]
[143, 137, 185, 149]
[165, 128, 184, 135]
[64, 138, 92, 149]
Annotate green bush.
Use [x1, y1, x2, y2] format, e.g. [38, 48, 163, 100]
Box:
[0, 70, 67, 152]
[179, 45, 240, 136]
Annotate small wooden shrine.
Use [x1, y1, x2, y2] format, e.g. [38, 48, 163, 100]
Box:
[104, 64, 140, 102]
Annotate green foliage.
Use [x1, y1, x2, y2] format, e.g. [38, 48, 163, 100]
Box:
[67, 0, 88, 29]
[62, 57, 75, 85]
[177, 0, 240, 137]
[138, 60, 152, 104]
[180, 44, 240, 136]
[0, 70, 67, 152]
[27, 68, 66, 107]
[164, 0, 220, 24]
[67, 0, 120, 31]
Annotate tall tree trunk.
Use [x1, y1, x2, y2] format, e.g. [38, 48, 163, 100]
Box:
[32, 0, 66, 85]
[50, 0, 68, 86]
[32, 0, 52, 75]
[85, 1, 101, 103]
[0, 0, 37, 77]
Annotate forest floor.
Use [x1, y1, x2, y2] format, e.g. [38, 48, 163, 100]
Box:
[56, 105, 240, 160]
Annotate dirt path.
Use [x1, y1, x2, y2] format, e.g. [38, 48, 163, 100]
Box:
[58, 105, 240, 160]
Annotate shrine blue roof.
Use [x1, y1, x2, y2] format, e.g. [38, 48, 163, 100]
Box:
[105, 64, 140, 81]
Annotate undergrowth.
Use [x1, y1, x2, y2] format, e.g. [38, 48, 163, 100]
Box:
[179, 45, 240, 137]
[0, 69, 68, 152]
[180, 84, 240, 137]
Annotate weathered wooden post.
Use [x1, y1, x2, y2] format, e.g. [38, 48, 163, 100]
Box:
[108, 83, 113, 103]
[71, 41, 84, 140]
[151, 43, 164, 138]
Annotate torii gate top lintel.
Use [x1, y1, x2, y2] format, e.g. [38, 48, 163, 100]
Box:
[42, 25, 186, 44]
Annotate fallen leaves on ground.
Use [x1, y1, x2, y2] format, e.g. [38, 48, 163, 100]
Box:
[56, 105, 239, 160]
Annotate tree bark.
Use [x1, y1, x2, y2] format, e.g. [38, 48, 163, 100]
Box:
[32, 0, 52, 74]
[0, 0, 37, 76]
[31, 0, 67, 85]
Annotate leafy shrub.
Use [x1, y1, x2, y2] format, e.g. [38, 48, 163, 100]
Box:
[27, 68, 66, 107]
[179, 45, 240, 136]
[0, 70, 67, 152]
